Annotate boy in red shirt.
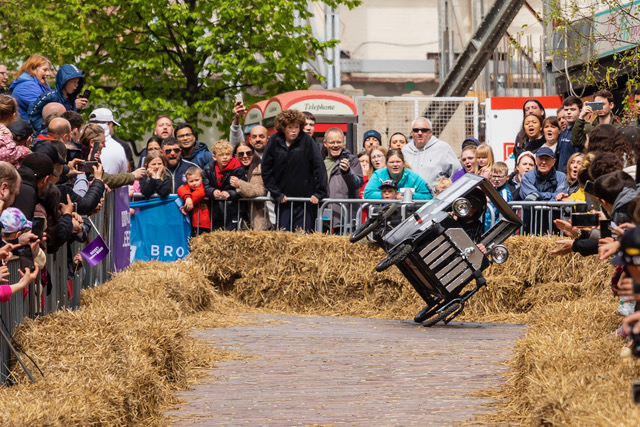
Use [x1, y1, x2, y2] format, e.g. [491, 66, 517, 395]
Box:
[177, 166, 211, 236]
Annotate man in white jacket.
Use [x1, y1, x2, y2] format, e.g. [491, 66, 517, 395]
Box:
[402, 117, 461, 188]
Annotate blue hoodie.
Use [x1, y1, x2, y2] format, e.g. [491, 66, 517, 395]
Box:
[364, 167, 433, 200]
[28, 64, 85, 132]
[9, 72, 51, 120]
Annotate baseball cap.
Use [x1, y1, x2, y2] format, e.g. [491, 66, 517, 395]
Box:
[461, 137, 481, 149]
[0, 208, 32, 233]
[20, 152, 55, 179]
[536, 147, 555, 158]
[612, 227, 640, 266]
[6, 118, 33, 141]
[363, 130, 381, 146]
[89, 108, 120, 126]
[379, 179, 398, 190]
[32, 140, 66, 167]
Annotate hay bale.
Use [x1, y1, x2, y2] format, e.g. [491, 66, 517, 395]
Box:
[0, 260, 248, 426]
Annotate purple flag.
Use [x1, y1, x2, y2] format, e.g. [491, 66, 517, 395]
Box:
[80, 235, 110, 267]
[112, 186, 131, 272]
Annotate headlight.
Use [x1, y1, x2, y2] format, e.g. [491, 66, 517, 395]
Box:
[490, 245, 509, 264]
[452, 197, 471, 217]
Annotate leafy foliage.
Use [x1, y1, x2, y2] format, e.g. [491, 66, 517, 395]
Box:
[0, 0, 360, 141]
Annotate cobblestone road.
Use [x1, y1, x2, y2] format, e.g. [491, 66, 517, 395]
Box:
[167, 314, 523, 426]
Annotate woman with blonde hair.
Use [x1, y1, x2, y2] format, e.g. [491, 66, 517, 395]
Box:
[8, 55, 52, 119]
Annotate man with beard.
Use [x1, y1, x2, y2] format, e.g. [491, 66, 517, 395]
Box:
[162, 137, 199, 193]
[175, 123, 213, 169]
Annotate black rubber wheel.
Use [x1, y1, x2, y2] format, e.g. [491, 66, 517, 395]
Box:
[422, 302, 461, 327]
[414, 303, 438, 323]
[349, 203, 398, 243]
[375, 242, 413, 272]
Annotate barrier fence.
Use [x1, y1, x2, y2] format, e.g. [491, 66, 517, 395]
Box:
[0, 192, 587, 382]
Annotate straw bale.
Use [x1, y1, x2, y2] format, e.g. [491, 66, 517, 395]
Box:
[0, 260, 249, 426]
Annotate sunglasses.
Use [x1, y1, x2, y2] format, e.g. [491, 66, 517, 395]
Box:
[164, 148, 181, 154]
[236, 151, 253, 158]
[412, 128, 431, 133]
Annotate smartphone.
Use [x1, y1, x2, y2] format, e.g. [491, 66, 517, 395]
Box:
[31, 217, 45, 240]
[600, 219, 611, 238]
[583, 180, 595, 197]
[89, 141, 101, 161]
[571, 213, 600, 227]
[73, 202, 78, 213]
[82, 161, 99, 174]
[585, 101, 604, 110]
[14, 245, 34, 271]
[234, 92, 243, 105]
[81, 89, 91, 100]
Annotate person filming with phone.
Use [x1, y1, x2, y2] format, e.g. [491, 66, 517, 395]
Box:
[572, 89, 621, 149]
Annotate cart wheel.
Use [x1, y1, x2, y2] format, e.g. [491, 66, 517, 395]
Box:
[414, 302, 438, 323]
[422, 302, 461, 327]
[349, 203, 398, 243]
[375, 242, 413, 272]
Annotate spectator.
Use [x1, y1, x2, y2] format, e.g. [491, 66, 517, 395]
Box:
[40, 102, 66, 135]
[461, 137, 481, 151]
[0, 95, 30, 166]
[28, 64, 86, 132]
[61, 111, 85, 161]
[0, 207, 46, 269]
[322, 127, 363, 231]
[522, 114, 545, 154]
[203, 139, 246, 230]
[540, 116, 561, 155]
[379, 179, 399, 200]
[13, 152, 56, 220]
[434, 177, 452, 195]
[8, 55, 52, 120]
[0, 161, 21, 213]
[177, 166, 211, 236]
[572, 89, 621, 149]
[77, 123, 144, 190]
[475, 144, 494, 179]
[357, 151, 370, 199]
[230, 141, 268, 230]
[362, 129, 381, 151]
[557, 96, 583, 173]
[592, 170, 637, 224]
[136, 151, 172, 199]
[261, 109, 327, 232]
[364, 149, 433, 200]
[88, 108, 134, 172]
[484, 162, 512, 231]
[389, 132, 407, 149]
[402, 116, 461, 188]
[557, 106, 567, 131]
[369, 146, 387, 173]
[302, 111, 316, 136]
[162, 137, 199, 193]
[506, 151, 535, 201]
[175, 123, 213, 169]
[6, 117, 33, 148]
[585, 124, 635, 169]
[557, 152, 584, 201]
[154, 115, 174, 139]
[138, 137, 163, 168]
[451, 145, 477, 182]
[0, 64, 8, 94]
[520, 147, 568, 201]
[513, 99, 546, 161]
[248, 126, 268, 158]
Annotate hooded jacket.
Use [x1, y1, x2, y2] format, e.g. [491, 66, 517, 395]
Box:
[28, 64, 85, 132]
[167, 158, 200, 193]
[401, 136, 461, 188]
[9, 72, 52, 120]
[183, 142, 213, 169]
[364, 167, 433, 200]
[610, 186, 637, 225]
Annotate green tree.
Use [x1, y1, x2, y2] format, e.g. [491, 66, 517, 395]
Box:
[0, 0, 359, 143]
[546, 0, 640, 117]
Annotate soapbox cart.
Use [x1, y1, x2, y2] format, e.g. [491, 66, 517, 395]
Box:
[349, 174, 523, 326]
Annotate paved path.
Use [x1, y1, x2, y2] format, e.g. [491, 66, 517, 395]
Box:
[167, 315, 523, 426]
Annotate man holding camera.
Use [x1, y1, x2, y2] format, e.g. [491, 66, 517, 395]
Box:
[323, 128, 363, 231]
[571, 89, 621, 150]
